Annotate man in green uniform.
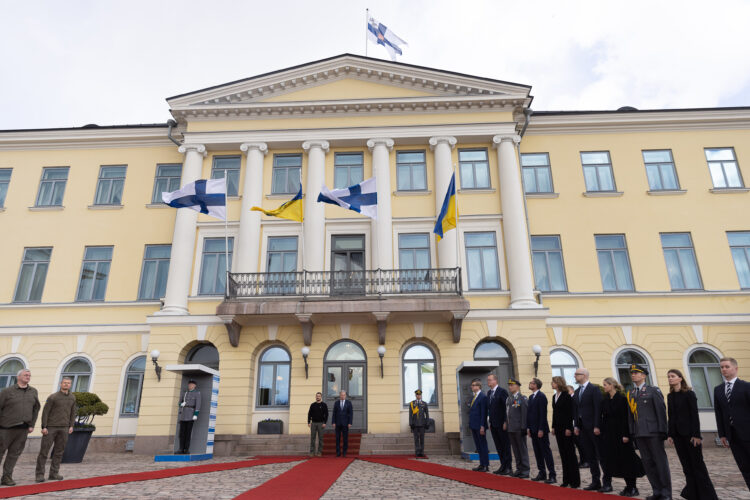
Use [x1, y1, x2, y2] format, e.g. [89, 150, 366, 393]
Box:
[0, 369, 40, 486]
[35, 377, 77, 482]
[409, 389, 430, 457]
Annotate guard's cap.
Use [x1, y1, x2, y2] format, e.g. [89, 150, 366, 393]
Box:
[415, 389, 422, 395]
[188, 379, 198, 385]
[508, 378, 521, 386]
[629, 364, 649, 375]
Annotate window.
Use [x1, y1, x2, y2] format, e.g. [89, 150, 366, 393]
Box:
[660, 233, 702, 290]
[402, 344, 437, 406]
[728, 232, 750, 289]
[0, 358, 25, 390]
[76, 246, 113, 302]
[615, 349, 652, 393]
[151, 164, 182, 203]
[61, 358, 92, 392]
[334, 153, 364, 189]
[138, 245, 171, 300]
[94, 165, 126, 205]
[120, 356, 146, 416]
[266, 237, 298, 294]
[211, 156, 241, 196]
[550, 349, 579, 389]
[396, 151, 427, 191]
[531, 235, 567, 292]
[35, 167, 69, 206]
[272, 154, 302, 194]
[458, 149, 490, 189]
[595, 234, 634, 292]
[705, 148, 744, 188]
[13, 247, 52, 303]
[688, 349, 723, 409]
[581, 151, 616, 192]
[0, 169, 11, 207]
[521, 153, 553, 193]
[325, 341, 366, 361]
[186, 344, 219, 370]
[399, 233, 431, 291]
[643, 150, 679, 191]
[465, 232, 500, 290]
[257, 346, 291, 407]
[198, 237, 233, 295]
[474, 340, 512, 371]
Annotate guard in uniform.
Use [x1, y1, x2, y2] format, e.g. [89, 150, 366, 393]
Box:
[626, 364, 671, 500]
[177, 380, 201, 454]
[504, 378, 530, 478]
[409, 389, 430, 457]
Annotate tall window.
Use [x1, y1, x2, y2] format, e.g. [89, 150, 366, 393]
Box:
[402, 344, 437, 406]
[581, 151, 616, 192]
[550, 349, 579, 389]
[688, 349, 723, 409]
[660, 233, 702, 290]
[399, 233, 430, 291]
[151, 164, 182, 203]
[595, 234, 634, 291]
[211, 156, 241, 196]
[0, 168, 11, 207]
[705, 148, 744, 188]
[728, 232, 750, 289]
[272, 154, 302, 194]
[334, 153, 364, 189]
[459, 149, 490, 189]
[198, 237, 233, 295]
[396, 151, 427, 191]
[0, 358, 25, 389]
[266, 237, 298, 294]
[465, 232, 500, 290]
[94, 166, 126, 205]
[531, 235, 567, 292]
[61, 358, 92, 392]
[615, 349, 651, 393]
[257, 346, 290, 407]
[120, 356, 146, 416]
[35, 167, 69, 206]
[643, 150, 679, 191]
[76, 246, 113, 302]
[521, 153, 553, 194]
[138, 245, 171, 300]
[14, 247, 52, 303]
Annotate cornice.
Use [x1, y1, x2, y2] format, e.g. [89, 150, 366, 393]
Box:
[0, 127, 178, 151]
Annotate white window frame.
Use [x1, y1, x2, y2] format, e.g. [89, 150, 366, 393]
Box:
[611, 345, 657, 388]
[55, 352, 95, 393]
[456, 216, 507, 294]
[190, 225, 239, 297]
[401, 341, 440, 408]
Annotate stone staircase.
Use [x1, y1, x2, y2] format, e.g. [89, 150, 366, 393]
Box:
[359, 433, 453, 456]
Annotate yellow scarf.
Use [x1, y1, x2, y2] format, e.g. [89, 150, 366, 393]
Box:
[626, 391, 638, 421]
[410, 401, 420, 415]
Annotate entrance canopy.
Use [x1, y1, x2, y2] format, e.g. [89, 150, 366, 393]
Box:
[165, 364, 220, 376]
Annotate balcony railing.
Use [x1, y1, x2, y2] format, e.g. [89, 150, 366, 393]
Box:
[226, 268, 462, 299]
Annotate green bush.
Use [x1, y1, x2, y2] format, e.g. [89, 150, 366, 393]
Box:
[72, 392, 109, 430]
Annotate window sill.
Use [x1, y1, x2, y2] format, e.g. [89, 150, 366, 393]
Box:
[88, 204, 123, 210]
[582, 191, 623, 197]
[709, 187, 749, 194]
[525, 192, 559, 199]
[647, 189, 686, 196]
[145, 203, 169, 209]
[29, 205, 64, 211]
[227, 195, 241, 200]
[458, 188, 495, 194]
[393, 190, 431, 196]
[266, 194, 295, 200]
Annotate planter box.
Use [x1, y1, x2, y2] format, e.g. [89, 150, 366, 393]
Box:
[257, 421, 283, 435]
[62, 427, 95, 463]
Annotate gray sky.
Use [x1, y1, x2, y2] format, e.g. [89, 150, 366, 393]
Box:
[2, 0, 749, 130]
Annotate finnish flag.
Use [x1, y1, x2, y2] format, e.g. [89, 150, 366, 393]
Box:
[162, 178, 226, 221]
[367, 16, 408, 61]
[317, 177, 378, 219]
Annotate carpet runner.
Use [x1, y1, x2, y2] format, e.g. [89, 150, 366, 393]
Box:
[322, 432, 361, 456]
[233, 457, 354, 499]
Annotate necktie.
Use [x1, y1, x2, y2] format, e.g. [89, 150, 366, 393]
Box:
[726, 382, 733, 402]
[490, 389, 494, 402]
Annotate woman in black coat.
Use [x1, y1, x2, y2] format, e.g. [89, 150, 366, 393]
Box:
[667, 369, 718, 500]
[601, 377, 644, 497]
[551, 376, 580, 488]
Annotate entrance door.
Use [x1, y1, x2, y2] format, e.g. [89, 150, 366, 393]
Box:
[331, 235, 365, 295]
[323, 341, 367, 432]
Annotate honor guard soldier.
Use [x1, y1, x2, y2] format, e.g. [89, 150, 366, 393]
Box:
[177, 380, 201, 454]
[504, 378, 530, 478]
[409, 389, 430, 457]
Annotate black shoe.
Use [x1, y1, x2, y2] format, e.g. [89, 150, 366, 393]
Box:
[0, 477, 15, 486]
[599, 484, 613, 493]
[511, 470, 522, 477]
[531, 473, 546, 481]
[619, 487, 638, 497]
[35, 476, 45, 483]
[645, 495, 660, 500]
[49, 473, 63, 481]
[545, 476, 557, 484]
[517, 472, 530, 479]
[579, 461, 590, 468]
[560, 483, 570, 488]
[472, 465, 484, 471]
[584, 483, 602, 491]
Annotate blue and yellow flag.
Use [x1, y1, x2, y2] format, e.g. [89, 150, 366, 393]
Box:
[251, 185, 303, 222]
[433, 173, 457, 241]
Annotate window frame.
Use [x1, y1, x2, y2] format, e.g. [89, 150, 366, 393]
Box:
[0, 168, 11, 207]
[705, 147, 744, 189]
[595, 234, 635, 292]
[464, 231, 501, 290]
[137, 244, 171, 301]
[395, 150, 428, 192]
[75, 246, 114, 302]
[614, 348, 653, 393]
[580, 151, 617, 192]
[61, 357, 93, 393]
[728, 231, 750, 289]
[93, 165, 127, 206]
[13, 247, 52, 303]
[211, 156, 241, 197]
[256, 346, 291, 408]
[0, 357, 26, 390]
[520, 153, 554, 194]
[119, 356, 146, 417]
[660, 232, 703, 291]
[333, 152, 364, 189]
[151, 163, 183, 203]
[687, 348, 722, 409]
[402, 343, 439, 407]
[458, 148, 491, 190]
[550, 348, 580, 389]
[642, 149, 680, 191]
[35, 167, 69, 207]
[530, 235, 568, 292]
[198, 237, 234, 296]
[271, 154, 302, 195]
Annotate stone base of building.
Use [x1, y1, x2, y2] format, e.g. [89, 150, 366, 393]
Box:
[23, 435, 136, 455]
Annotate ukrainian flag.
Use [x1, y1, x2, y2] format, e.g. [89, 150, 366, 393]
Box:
[433, 173, 457, 241]
[251, 185, 303, 222]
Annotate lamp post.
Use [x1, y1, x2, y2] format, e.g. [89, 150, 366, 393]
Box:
[377, 345, 386, 378]
[532, 344, 542, 378]
[151, 349, 162, 382]
[301, 346, 310, 379]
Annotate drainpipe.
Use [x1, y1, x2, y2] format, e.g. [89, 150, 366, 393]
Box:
[166, 119, 182, 146]
[519, 108, 533, 138]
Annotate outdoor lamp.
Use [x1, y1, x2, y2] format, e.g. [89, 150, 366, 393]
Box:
[151, 349, 162, 382]
[377, 345, 386, 378]
[301, 346, 310, 379]
[532, 344, 542, 378]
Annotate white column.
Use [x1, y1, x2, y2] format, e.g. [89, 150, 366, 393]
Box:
[302, 140, 329, 271]
[367, 138, 394, 269]
[493, 134, 540, 308]
[156, 143, 206, 315]
[235, 142, 268, 273]
[429, 136, 457, 269]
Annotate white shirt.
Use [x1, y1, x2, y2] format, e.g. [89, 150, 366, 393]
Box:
[531, 389, 540, 399]
[724, 377, 738, 385]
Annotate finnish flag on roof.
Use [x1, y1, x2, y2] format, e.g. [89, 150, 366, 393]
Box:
[367, 15, 408, 61]
[162, 178, 226, 221]
[317, 177, 378, 219]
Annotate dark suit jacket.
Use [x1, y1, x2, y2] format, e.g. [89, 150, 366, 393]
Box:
[527, 390, 550, 434]
[574, 382, 602, 430]
[332, 399, 353, 426]
[469, 391, 489, 430]
[667, 390, 701, 439]
[487, 386, 509, 428]
[551, 391, 575, 433]
[714, 378, 750, 441]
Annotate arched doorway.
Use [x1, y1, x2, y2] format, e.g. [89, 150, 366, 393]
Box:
[323, 340, 367, 432]
[474, 339, 515, 390]
[185, 343, 220, 370]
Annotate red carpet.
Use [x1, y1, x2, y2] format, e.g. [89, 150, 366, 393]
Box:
[360, 456, 626, 500]
[0, 456, 300, 499]
[322, 432, 361, 456]
[234, 457, 354, 499]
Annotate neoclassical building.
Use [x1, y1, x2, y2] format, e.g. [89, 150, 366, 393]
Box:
[0, 54, 748, 455]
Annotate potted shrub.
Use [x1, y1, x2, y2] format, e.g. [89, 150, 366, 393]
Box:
[257, 418, 283, 435]
[61, 392, 109, 463]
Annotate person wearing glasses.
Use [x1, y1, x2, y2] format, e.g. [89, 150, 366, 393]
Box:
[468, 378, 490, 472]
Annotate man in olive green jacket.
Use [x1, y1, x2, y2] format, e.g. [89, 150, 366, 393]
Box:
[35, 377, 77, 482]
[0, 369, 40, 486]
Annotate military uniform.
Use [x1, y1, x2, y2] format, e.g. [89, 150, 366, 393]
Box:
[409, 390, 430, 457]
[505, 379, 530, 478]
[177, 382, 201, 454]
[0, 383, 40, 485]
[35, 390, 77, 482]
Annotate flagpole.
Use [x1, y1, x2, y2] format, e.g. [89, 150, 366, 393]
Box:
[453, 165, 460, 281]
[365, 8, 369, 56]
[224, 170, 230, 298]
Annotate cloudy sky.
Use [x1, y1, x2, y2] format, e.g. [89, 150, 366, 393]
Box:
[2, 0, 749, 129]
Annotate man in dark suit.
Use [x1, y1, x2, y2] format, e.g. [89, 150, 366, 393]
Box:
[468, 378, 490, 472]
[486, 373, 512, 475]
[332, 390, 353, 457]
[714, 357, 750, 490]
[527, 377, 556, 484]
[573, 367, 603, 491]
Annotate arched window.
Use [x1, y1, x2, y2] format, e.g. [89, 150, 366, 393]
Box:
[402, 344, 438, 406]
[615, 349, 652, 393]
[688, 349, 723, 409]
[0, 358, 25, 390]
[186, 344, 220, 370]
[474, 340, 511, 362]
[325, 341, 366, 361]
[257, 346, 291, 407]
[550, 349, 579, 389]
[61, 357, 92, 392]
[120, 356, 146, 416]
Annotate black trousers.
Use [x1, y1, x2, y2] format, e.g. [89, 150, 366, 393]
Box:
[636, 435, 671, 498]
[673, 435, 718, 500]
[555, 432, 580, 487]
[412, 426, 425, 455]
[729, 427, 750, 491]
[489, 425, 512, 470]
[530, 431, 555, 478]
[578, 427, 601, 484]
[335, 424, 348, 456]
[178, 420, 194, 453]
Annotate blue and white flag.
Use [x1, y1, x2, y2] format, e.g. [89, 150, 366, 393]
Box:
[317, 177, 378, 219]
[162, 178, 226, 221]
[367, 15, 408, 61]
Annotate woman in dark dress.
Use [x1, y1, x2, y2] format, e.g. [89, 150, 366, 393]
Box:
[667, 369, 718, 500]
[600, 377, 644, 497]
[551, 376, 580, 488]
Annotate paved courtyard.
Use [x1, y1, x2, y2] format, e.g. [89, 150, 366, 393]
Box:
[3, 444, 748, 499]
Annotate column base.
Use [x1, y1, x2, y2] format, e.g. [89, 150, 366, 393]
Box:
[153, 305, 190, 316]
[509, 298, 543, 309]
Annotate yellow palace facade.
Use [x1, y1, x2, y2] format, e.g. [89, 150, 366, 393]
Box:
[1, 54, 748, 455]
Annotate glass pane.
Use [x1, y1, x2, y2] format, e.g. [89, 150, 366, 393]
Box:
[14, 264, 34, 301]
[335, 168, 349, 189]
[661, 233, 691, 248]
[595, 235, 624, 250]
[95, 180, 111, 204]
[531, 236, 560, 251]
[121, 374, 142, 414]
[547, 252, 566, 291]
[399, 250, 414, 269]
[335, 153, 363, 166]
[91, 262, 110, 300]
[465, 232, 495, 247]
[0, 169, 11, 181]
[646, 164, 662, 190]
[475, 164, 490, 188]
[536, 168, 552, 192]
[139, 261, 157, 299]
[421, 363, 436, 404]
[327, 366, 341, 397]
[706, 367, 723, 393]
[613, 251, 633, 290]
[413, 165, 427, 190]
[269, 237, 297, 252]
[187, 344, 219, 367]
[43, 168, 69, 180]
[460, 164, 474, 188]
[397, 165, 411, 190]
[85, 247, 113, 260]
[275, 364, 290, 405]
[397, 152, 424, 163]
[272, 169, 287, 193]
[643, 150, 672, 163]
[29, 263, 48, 301]
[728, 232, 750, 246]
[0, 183, 8, 206]
[404, 345, 434, 360]
[597, 166, 614, 190]
[51, 182, 66, 205]
[581, 152, 610, 164]
[227, 170, 240, 196]
[414, 249, 429, 269]
[274, 155, 302, 167]
[100, 166, 126, 178]
[65, 359, 91, 372]
[709, 163, 727, 187]
[332, 236, 364, 251]
[616, 350, 645, 365]
[731, 248, 750, 287]
[74, 375, 90, 392]
[532, 252, 550, 291]
[520, 153, 548, 166]
[474, 341, 509, 359]
[158, 164, 182, 177]
[659, 164, 678, 189]
[25, 248, 51, 261]
[583, 166, 598, 190]
[348, 366, 363, 396]
[598, 252, 616, 291]
[129, 356, 146, 371]
[550, 350, 576, 366]
[154, 261, 169, 298]
[678, 249, 701, 288]
[37, 182, 52, 205]
[326, 342, 366, 361]
[724, 162, 742, 187]
[282, 253, 297, 272]
[690, 367, 712, 408]
[145, 245, 171, 259]
[705, 148, 734, 161]
[258, 365, 273, 406]
[459, 150, 487, 161]
[618, 368, 634, 393]
[689, 349, 718, 364]
[77, 262, 96, 300]
[466, 248, 482, 289]
[403, 362, 418, 404]
[481, 247, 499, 288]
[523, 168, 537, 192]
[0, 359, 24, 374]
[261, 347, 290, 362]
[400, 234, 429, 249]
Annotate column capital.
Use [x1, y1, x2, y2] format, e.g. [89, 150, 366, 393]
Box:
[177, 143, 206, 156]
[240, 142, 268, 155]
[366, 138, 394, 151]
[492, 134, 521, 147]
[302, 140, 330, 153]
[428, 136, 457, 150]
